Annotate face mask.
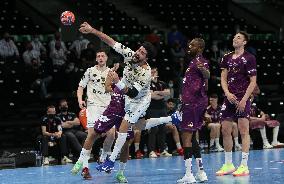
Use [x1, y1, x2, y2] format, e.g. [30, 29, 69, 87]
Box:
[47, 114, 55, 119]
[169, 83, 173, 87]
[61, 106, 68, 112]
[79, 36, 83, 40]
[34, 38, 39, 42]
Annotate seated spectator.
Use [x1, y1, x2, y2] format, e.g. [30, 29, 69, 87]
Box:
[49, 41, 67, 68]
[204, 94, 224, 152]
[167, 25, 186, 47]
[80, 42, 96, 69]
[41, 105, 72, 165]
[22, 41, 41, 66]
[57, 99, 87, 160]
[145, 28, 161, 50]
[170, 40, 185, 63]
[165, 98, 183, 155]
[69, 34, 89, 59]
[49, 31, 67, 52]
[0, 32, 19, 59]
[31, 35, 46, 53]
[249, 95, 284, 148]
[26, 58, 52, 99]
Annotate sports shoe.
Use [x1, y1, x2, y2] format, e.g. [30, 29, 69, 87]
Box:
[43, 157, 49, 165]
[116, 171, 128, 183]
[177, 148, 184, 156]
[61, 156, 72, 164]
[171, 111, 182, 127]
[81, 167, 92, 180]
[272, 141, 284, 147]
[149, 151, 158, 158]
[216, 145, 224, 152]
[177, 174, 196, 183]
[209, 145, 217, 152]
[263, 143, 273, 149]
[135, 150, 144, 159]
[71, 161, 83, 175]
[160, 150, 172, 157]
[216, 163, 236, 176]
[232, 165, 249, 177]
[96, 156, 115, 173]
[195, 171, 208, 182]
[235, 144, 242, 151]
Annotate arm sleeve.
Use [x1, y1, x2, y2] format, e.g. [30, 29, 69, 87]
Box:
[219, 55, 228, 70]
[78, 68, 91, 88]
[246, 55, 257, 76]
[112, 42, 134, 59]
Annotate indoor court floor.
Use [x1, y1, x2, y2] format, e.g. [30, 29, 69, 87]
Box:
[0, 148, 283, 184]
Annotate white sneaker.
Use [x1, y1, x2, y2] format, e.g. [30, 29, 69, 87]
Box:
[177, 174, 196, 183]
[149, 151, 158, 158]
[235, 144, 242, 151]
[43, 157, 49, 165]
[195, 171, 208, 182]
[216, 145, 224, 152]
[62, 156, 72, 164]
[263, 143, 273, 149]
[272, 141, 284, 147]
[160, 150, 172, 157]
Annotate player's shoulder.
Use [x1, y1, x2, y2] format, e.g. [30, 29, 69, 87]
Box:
[41, 116, 48, 122]
[243, 51, 256, 60]
[223, 51, 234, 58]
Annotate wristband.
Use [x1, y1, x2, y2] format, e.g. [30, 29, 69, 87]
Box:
[116, 80, 126, 90]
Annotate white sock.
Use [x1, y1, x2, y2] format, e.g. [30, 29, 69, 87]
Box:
[272, 126, 279, 144]
[176, 142, 182, 149]
[134, 143, 140, 152]
[109, 133, 127, 162]
[118, 162, 126, 173]
[145, 116, 172, 130]
[185, 158, 192, 176]
[234, 137, 239, 145]
[78, 148, 91, 168]
[259, 127, 269, 145]
[241, 152, 249, 166]
[210, 139, 214, 147]
[215, 138, 220, 147]
[225, 151, 232, 164]
[196, 158, 204, 172]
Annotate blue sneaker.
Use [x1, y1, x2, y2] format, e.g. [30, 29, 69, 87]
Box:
[96, 157, 115, 173]
[171, 111, 182, 126]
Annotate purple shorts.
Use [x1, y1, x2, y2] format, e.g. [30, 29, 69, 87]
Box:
[94, 104, 134, 139]
[180, 103, 207, 132]
[220, 97, 251, 122]
[250, 119, 280, 129]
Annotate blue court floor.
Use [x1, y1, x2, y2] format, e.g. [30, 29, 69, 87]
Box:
[0, 148, 283, 184]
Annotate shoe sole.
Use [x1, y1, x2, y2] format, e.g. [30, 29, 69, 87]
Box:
[216, 169, 236, 176]
[233, 173, 249, 177]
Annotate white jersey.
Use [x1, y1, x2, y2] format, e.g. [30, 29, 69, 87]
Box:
[79, 66, 111, 107]
[112, 42, 151, 100]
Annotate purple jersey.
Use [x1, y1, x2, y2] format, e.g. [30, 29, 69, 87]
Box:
[182, 55, 209, 105]
[220, 51, 257, 97]
[206, 105, 221, 123]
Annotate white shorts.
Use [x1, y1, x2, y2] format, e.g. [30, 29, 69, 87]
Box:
[124, 93, 151, 124]
[86, 105, 107, 128]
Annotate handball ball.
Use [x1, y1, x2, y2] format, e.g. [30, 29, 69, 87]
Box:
[60, 11, 75, 25]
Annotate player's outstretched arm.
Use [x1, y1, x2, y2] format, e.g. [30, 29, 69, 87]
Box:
[79, 22, 116, 47]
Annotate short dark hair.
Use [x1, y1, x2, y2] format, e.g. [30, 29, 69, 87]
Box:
[237, 31, 249, 42]
[96, 48, 108, 55]
[209, 94, 218, 99]
[141, 42, 156, 61]
[59, 99, 67, 105]
[167, 98, 176, 104]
